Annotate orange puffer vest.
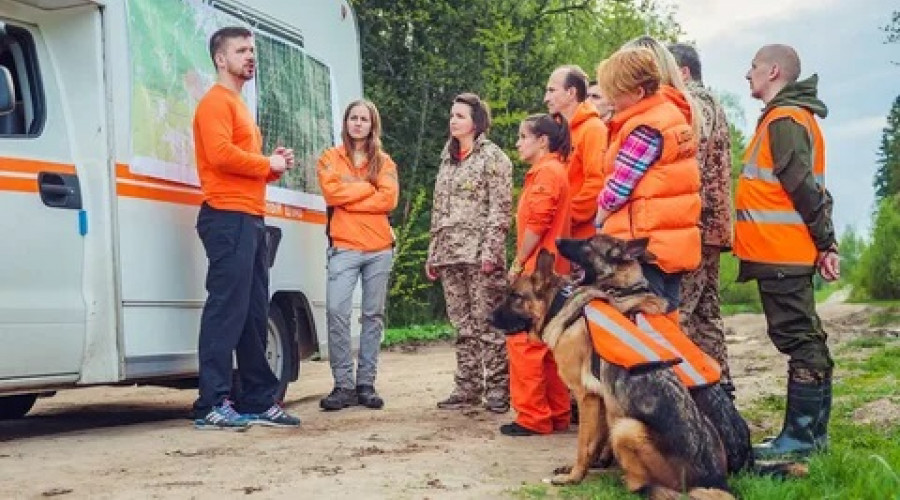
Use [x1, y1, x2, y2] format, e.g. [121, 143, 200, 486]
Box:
[602, 92, 701, 273]
[734, 106, 825, 266]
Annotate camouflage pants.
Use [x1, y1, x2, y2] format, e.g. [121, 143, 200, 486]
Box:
[679, 245, 731, 383]
[439, 264, 509, 401]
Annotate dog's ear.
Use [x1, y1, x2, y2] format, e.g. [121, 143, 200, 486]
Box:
[536, 249, 556, 277]
[623, 237, 653, 261]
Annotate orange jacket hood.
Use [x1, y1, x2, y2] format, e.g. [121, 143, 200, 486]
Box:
[660, 85, 692, 126]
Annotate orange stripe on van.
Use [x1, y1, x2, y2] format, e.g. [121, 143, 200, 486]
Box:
[0, 157, 76, 176]
[0, 157, 326, 225]
[114, 163, 326, 225]
[0, 176, 37, 193]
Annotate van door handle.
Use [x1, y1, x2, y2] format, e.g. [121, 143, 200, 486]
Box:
[38, 172, 82, 209]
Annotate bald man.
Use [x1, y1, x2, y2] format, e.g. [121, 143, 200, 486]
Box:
[736, 44, 838, 459]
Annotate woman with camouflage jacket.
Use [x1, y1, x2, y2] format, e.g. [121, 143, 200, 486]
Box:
[426, 93, 513, 414]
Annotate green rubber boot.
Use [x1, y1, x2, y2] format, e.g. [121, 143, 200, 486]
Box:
[753, 376, 829, 460]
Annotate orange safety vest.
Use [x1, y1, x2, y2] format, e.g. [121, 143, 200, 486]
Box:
[584, 301, 720, 388]
[602, 92, 701, 273]
[633, 313, 721, 388]
[584, 300, 681, 371]
[734, 106, 825, 266]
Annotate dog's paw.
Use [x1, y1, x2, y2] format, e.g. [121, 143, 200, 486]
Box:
[551, 465, 572, 475]
[547, 472, 582, 486]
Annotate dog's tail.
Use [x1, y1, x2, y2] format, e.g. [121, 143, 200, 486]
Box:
[753, 460, 809, 478]
[640, 485, 735, 500]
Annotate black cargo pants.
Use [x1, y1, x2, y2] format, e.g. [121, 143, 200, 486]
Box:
[757, 275, 834, 374]
[193, 203, 278, 416]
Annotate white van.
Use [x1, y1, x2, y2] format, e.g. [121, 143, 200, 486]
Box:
[0, 0, 363, 419]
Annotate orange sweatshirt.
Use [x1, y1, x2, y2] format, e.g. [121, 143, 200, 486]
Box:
[567, 101, 609, 238]
[317, 145, 399, 252]
[516, 153, 572, 274]
[193, 84, 280, 216]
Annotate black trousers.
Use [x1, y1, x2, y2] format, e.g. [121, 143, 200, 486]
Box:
[193, 203, 278, 415]
[757, 275, 833, 373]
[641, 262, 683, 313]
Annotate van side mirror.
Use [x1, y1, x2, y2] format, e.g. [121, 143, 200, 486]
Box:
[0, 66, 14, 116]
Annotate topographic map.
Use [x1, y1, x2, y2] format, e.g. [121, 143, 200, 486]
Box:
[128, 0, 333, 194]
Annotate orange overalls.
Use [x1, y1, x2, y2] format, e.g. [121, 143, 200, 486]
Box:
[507, 153, 572, 434]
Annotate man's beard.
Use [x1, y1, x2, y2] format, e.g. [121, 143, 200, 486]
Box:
[228, 63, 254, 81]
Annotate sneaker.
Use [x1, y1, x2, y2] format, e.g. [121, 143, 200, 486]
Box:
[194, 400, 250, 431]
[356, 385, 384, 409]
[320, 387, 358, 411]
[436, 392, 480, 410]
[499, 422, 539, 436]
[484, 397, 510, 414]
[249, 404, 301, 428]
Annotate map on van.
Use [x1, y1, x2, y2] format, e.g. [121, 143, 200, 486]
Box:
[127, 0, 333, 195]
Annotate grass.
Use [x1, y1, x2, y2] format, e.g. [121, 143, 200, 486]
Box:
[868, 306, 900, 327]
[512, 338, 900, 500]
[382, 323, 454, 347]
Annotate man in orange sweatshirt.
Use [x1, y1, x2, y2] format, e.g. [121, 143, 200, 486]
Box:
[191, 27, 299, 430]
[544, 65, 609, 239]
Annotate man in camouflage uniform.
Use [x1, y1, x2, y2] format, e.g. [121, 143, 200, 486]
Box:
[426, 131, 513, 413]
[669, 43, 735, 394]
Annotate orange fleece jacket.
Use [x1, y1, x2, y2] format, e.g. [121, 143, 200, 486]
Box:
[516, 153, 572, 275]
[317, 145, 399, 252]
[567, 101, 609, 238]
[193, 84, 279, 216]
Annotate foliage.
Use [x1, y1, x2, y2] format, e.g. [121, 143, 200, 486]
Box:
[853, 196, 900, 300]
[873, 95, 900, 202]
[884, 10, 900, 44]
[382, 322, 453, 347]
[838, 225, 865, 286]
[352, 0, 683, 326]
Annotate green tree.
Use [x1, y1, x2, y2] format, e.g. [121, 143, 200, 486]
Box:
[837, 225, 865, 286]
[854, 197, 900, 299]
[352, 0, 681, 325]
[873, 95, 900, 201]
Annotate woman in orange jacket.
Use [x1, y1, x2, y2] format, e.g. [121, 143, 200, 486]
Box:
[593, 47, 702, 317]
[501, 113, 573, 436]
[316, 100, 399, 411]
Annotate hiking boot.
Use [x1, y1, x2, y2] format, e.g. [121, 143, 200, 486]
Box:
[754, 374, 830, 460]
[484, 397, 510, 414]
[249, 404, 301, 427]
[436, 392, 480, 410]
[320, 387, 358, 411]
[356, 385, 385, 409]
[194, 400, 250, 431]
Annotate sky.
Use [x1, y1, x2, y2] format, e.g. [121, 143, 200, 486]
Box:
[664, 0, 900, 238]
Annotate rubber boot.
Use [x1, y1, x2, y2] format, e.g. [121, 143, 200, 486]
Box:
[753, 377, 827, 460]
[814, 377, 832, 450]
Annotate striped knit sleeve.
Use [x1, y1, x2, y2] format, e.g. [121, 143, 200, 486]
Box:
[597, 125, 663, 213]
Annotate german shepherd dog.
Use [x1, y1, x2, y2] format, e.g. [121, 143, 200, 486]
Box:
[491, 248, 734, 499]
[555, 234, 755, 476]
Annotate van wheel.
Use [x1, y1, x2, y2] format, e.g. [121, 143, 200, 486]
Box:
[0, 394, 38, 420]
[266, 304, 296, 402]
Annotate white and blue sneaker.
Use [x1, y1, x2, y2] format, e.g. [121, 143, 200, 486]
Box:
[194, 400, 250, 431]
[248, 404, 301, 428]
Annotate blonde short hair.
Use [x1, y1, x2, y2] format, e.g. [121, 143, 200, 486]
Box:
[595, 47, 661, 100]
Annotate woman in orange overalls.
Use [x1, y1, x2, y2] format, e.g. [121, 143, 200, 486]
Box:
[502, 113, 573, 436]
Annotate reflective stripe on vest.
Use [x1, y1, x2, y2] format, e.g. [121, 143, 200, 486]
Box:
[584, 301, 681, 371]
[634, 313, 721, 388]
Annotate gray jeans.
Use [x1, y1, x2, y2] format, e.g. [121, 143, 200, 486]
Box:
[326, 247, 393, 389]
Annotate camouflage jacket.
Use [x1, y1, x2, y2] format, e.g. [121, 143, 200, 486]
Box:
[688, 81, 733, 248]
[427, 136, 513, 268]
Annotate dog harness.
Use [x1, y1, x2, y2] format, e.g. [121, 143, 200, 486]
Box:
[584, 300, 721, 388]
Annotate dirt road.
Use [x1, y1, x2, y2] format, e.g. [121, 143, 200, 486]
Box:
[0, 302, 879, 499]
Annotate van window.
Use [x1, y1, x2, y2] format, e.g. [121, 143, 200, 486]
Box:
[255, 34, 334, 195]
[0, 23, 45, 137]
